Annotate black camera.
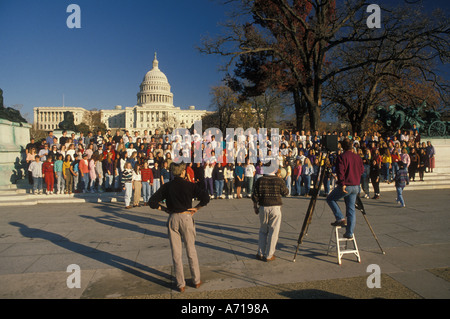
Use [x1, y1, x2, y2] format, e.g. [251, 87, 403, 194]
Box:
[321, 135, 338, 152]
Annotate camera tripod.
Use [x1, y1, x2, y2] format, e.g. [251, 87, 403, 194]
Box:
[292, 150, 385, 262]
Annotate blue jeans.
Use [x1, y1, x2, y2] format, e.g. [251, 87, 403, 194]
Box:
[285, 176, 291, 195]
[214, 179, 224, 197]
[295, 177, 302, 195]
[152, 179, 160, 195]
[326, 185, 360, 237]
[303, 175, 311, 195]
[81, 173, 89, 192]
[323, 176, 331, 195]
[33, 177, 43, 193]
[396, 186, 405, 206]
[105, 173, 114, 190]
[392, 162, 399, 180]
[142, 181, 151, 203]
[361, 164, 370, 195]
[244, 176, 254, 195]
[382, 163, 390, 182]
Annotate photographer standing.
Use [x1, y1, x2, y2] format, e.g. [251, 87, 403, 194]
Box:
[251, 162, 289, 262]
[326, 138, 364, 239]
[148, 163, 210, 293]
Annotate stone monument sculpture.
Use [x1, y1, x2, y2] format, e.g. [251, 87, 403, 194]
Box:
[376, 101, 448, 136]
[0, 88, 27, 124]
[58, 111, 77, 131]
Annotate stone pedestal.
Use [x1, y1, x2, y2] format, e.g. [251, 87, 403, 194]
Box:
[0, 119, 31, 186]
[428, 138, 450, 174]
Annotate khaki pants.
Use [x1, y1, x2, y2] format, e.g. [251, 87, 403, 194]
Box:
[167, 213, 201, 289]
[64, 169, 73, 193]
[133, 180, 141, 205]
[258, 206, 282, 259]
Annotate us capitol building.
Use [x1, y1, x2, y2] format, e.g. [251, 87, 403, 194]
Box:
[33, 54, 210, 132]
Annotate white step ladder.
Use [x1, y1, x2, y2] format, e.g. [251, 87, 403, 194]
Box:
[327, 226, 361, 265]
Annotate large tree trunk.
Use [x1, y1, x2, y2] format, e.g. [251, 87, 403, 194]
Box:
[303, 86, 321, 131]
[308, 103, 320, 131]
[292, 90, 307, 130]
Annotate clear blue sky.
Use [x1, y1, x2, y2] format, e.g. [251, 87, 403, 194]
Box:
[0, 0, 448, 124]
[0, 0, 231, 122]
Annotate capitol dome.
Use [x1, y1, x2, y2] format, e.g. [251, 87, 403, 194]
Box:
[137, 53, 174, 107]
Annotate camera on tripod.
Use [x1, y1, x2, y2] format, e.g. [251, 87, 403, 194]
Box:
[292, 134, 385, 262]
[321, 135, 338, 153]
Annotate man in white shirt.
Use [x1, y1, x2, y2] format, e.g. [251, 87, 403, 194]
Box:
[143, 130, 151, 143]
[244, 158, 256, 197]
[298, 130, 306, 148]
[131, 131, 140, 143]
[38, 144, 49, 162]
[28, 155, 43, 194]
[122, 131, 130, 146]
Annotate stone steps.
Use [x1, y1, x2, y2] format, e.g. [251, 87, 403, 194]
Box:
[0, 189, 123, 206]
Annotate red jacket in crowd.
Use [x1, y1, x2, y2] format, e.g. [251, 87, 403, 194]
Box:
[141, 168, 154, 184]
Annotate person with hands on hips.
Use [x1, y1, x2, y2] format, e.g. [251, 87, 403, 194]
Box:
[148, 162, 210, 293]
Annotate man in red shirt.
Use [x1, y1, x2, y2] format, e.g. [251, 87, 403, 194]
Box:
[186, 163, 195, 183]
[102, 143, 116, 161]
[42, 156, 55, 194]
[326, 138, 364, 239]
[79, 153, 90, 193]
[141, 162, 154, 206]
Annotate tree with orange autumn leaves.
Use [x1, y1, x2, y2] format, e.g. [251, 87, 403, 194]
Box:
[200, 0, 449, 134]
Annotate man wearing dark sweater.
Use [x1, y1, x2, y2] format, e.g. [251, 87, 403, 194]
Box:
[148, 163, 210, 292]
[251, 162, 289, 262]
[326, 138, 364, 239]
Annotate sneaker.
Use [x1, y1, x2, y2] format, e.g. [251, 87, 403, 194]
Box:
[331, 219, 347, 227]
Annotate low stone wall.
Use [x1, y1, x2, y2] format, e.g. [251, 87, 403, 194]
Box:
[0, 119, 31, 186]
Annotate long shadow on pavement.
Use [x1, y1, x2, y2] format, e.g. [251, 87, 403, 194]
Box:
[9, 221, 172, 289]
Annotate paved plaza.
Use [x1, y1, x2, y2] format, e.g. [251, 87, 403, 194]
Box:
[0, 188, 449, 300]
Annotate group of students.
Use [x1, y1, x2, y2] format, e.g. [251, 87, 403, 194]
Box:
[24, 127, 436, 209]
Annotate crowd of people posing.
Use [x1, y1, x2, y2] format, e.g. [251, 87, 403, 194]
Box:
[25, 127, 436, 207]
